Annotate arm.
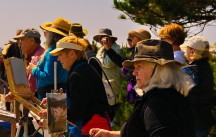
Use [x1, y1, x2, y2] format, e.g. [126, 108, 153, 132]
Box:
[96, 44, 123, 69]
[31, 52, 58, 82]
[105, 48, 126, 68]
[89, 128, 120, 137]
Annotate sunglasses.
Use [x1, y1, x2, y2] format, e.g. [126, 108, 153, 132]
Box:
[127, 38, 132, 42]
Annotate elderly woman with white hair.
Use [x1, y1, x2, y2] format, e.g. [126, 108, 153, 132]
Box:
[181, 36, 214, 137]
[89, 39, 195, 137]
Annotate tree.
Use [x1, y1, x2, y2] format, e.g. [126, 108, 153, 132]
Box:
[113, 0, 216, 35]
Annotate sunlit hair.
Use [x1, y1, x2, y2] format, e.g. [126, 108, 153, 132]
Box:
[57, 36, 87, 60]
[143, 62, 193, 96]
[158, 24, 186, 45]
[188, 46, 212, 61]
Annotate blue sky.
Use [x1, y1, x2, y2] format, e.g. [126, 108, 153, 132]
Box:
[0, 0, 215, 48]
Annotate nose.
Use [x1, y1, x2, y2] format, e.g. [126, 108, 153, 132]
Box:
[133, 69, 138, 76]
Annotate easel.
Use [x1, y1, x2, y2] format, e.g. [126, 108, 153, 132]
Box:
[3, 57, 47, 137]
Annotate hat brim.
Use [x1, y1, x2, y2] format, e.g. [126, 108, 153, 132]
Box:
[128, 30, 145, 40]
[13, 35, 25, 40]
[123, 58, 182, 71]
[49, 48, 64, 56]
[40, 26, 68, 37]
[93, 35, 118, 42]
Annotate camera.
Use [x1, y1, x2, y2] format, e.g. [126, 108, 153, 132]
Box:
[102, 38, 108, 43]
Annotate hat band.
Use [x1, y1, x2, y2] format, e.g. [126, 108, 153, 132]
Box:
[51, 26, 69, 34]
[56, 42, 83, 51]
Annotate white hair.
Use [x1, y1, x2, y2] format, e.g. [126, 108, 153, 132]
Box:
[143, 62, 193, 96]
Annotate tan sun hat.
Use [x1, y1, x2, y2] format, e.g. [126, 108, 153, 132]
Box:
[123, 39, 180, 70]
[40, 17, 71, 36]
[128, 28, 151, 40]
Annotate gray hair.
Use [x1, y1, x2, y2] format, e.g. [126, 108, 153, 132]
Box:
[143, 62, 193, 96]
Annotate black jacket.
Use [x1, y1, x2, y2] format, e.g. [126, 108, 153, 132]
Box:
[121, 88, 195, 137]
[187, 59, 214, 128]
[67, 59, 109, 125]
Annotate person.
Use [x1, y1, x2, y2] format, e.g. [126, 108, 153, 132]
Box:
[26, 17, 70, 100]
[40, 36, 111, 137]
[70, 23, 88, 38]
[158, 23, 187, 64]
[89, 39, 195, 137]
[83, 38, 96, 59]
[103, 28, 151, 102]
[181, 36, 214, 137]
[13, 28, 45, 93]
[94, 28, 123, 98]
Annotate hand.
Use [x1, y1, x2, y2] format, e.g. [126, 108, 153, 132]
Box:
[40, 98, 47, 106]
[26, 63, 37, 74]
[101, 37, 112, 50]
[89, 128, 111, 137]
[5, 92, 15, 102]
[38, 109, 47, 119]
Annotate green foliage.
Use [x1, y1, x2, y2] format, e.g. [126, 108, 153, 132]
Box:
[112, 80, 134, 130]
[113, 0, 216, 34]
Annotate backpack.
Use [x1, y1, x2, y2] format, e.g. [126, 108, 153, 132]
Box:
[88, 57, 118, 106]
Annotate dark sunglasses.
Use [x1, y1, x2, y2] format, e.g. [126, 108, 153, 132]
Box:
[127, 38, 132, 42]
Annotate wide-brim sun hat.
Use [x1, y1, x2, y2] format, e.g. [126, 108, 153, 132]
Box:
[40, 22, 52, 30]
[70, 23, 88, 38]
[49, 36, 85, 56]
[93, 28, 117, 42]
[40, 17, 71, 37]
[128, 28, 151, 40]
[123, 39, 180, 70]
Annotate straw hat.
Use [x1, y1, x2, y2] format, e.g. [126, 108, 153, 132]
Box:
[70, 23, 88, 38]
[40, 17, 71, 36]
[123, 39, 179, 70]
[40, 22, 52, 30]
[128, 28, 151, 40]
[93, 28, 117, 42]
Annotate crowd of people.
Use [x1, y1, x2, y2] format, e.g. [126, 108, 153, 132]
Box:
[0, 17, 214, 137]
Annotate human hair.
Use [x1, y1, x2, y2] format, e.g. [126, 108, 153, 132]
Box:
[57, 36, 88, 60]
[189, 47, 212, 61]
[144, 62, 193, 96]
[158, 24, 186, 45]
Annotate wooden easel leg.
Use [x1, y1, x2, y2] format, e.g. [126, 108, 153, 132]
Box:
[10, 122, 16, 137]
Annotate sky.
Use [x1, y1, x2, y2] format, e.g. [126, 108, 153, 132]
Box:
[0, 0, 215, 48]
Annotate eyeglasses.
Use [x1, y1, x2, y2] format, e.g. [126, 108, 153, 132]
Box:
[18, 37, 30, 42]
[127, 38, 132, 42]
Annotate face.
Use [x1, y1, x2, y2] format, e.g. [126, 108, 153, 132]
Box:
[133, 61, 155, 89]
[131, 36, 141, 47]
[127, 38, 133, 47]
[51, 107, 67, 121]
[57, 50, 77, 71]
[186, 46, 195, 62]
[19, 37, 33, 54]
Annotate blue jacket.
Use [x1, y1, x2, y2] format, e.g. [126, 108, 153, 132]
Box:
[32, 45, 68, 88]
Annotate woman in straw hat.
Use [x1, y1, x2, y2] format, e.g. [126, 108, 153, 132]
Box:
[27, 17, 71, 100]
[181, 36, 214, 137]
[89, 39, 195, 137]
[39, 36, 111, 137]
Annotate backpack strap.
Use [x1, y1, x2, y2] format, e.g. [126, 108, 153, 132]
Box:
[88, 57, 117, 104]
